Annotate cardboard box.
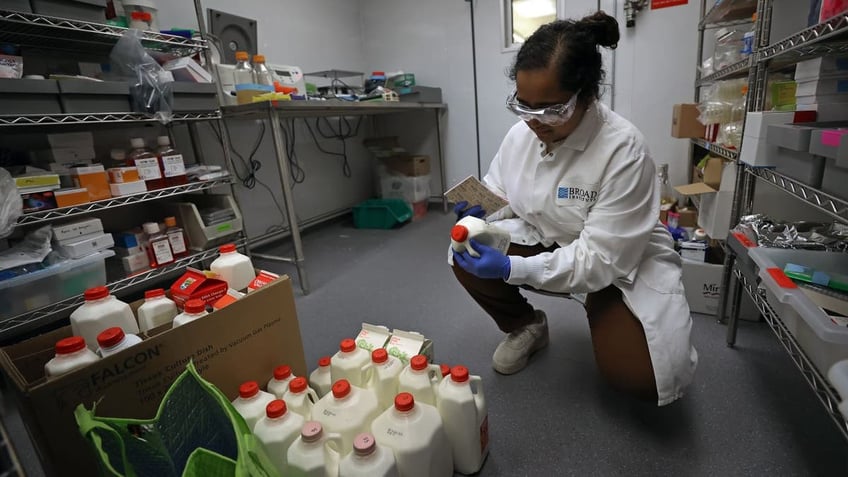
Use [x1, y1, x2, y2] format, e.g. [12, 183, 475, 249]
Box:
[54, 232, 114, 259]
[53, 187, 89, 207]
[109, 180, 147, 197]
[113, 229, 145, 249]
[170, 268, 228, 308]
[107, 166, 140, 184]
[676, 159, 737, 239]
[680, 241, 708, 262]
[676, 157, 728, 195]
[114, 244, 146, 257]
[386, 328, 434, 365]
[248, 270, 280, 293]
[0, 276, 306, 476]
[671, 103, 705, 138]
[71, 165, 111, 201]
[119, 251, 149, 275]
[682, 259, 760, 320]
[355, 323, 392, 352]
[52, 217, 103, 242]
[21, 190, 57, 213]
[381, 155, 431, 177]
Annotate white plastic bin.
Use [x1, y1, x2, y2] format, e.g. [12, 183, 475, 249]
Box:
[0, 250, 114, 322]
[749, 248, 848, 374]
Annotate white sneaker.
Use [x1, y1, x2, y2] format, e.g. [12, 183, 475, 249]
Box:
[492, 310, 549, 375]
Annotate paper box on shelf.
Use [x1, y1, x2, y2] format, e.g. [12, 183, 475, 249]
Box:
[107, 166, 140, 184]
[671, 103, 705, 138]
[676, 159, 737, 239]
[52, 217, 103, 242]
[54, 232, 114, 259]
[381, 155, 431, 177]
[170, 268, 228, 309]
[119, 251, 149, 275]
[247, 270, 280, 293]
[213, 288, 245, 310]
[355, 323, 392, 352]
[52, 187, 89, 207]
[680, 241, 708, 262]
[71, 165, 110, 201]
[675, 157, 727, 195]
[109, 180, 147, 197]
[0, 275, 306, 476]
[682, 259, 760, 319]
[386, 328, 434, 365]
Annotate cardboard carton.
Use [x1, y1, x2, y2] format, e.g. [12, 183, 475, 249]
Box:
[170, 268, 228, 308]
[0, 275, 305, 476]
[382, 155, 431, 177]
[671, 103, 705, 138]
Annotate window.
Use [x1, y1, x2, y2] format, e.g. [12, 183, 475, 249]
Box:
[504, 0, 558, 49]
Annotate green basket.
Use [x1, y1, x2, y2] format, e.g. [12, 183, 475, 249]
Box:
[353, 199, 413, 229]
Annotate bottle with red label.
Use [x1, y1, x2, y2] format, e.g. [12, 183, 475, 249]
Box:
[163, 216, 188, 259]
[128, 138, 166, 189]
[143, 221, 174, 268]
[156, 136, 188, 187]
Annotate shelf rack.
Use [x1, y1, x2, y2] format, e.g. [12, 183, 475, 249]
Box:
[691, 138, 739, 160]
[758, 12, 848, 63]
[0, 237, 247, 341]
[0, 111, 221, 127]
[748, 167, 848, 222]
[697, 57, 752, 85]
[0, 9, 206, 57]
[700, 0, 757, 28]
[16, 178, 232, 226]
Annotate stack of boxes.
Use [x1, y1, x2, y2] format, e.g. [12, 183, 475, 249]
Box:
[113, 229, 149, 275]
[794, 56, 848, 121]
[364, 137, 432, 220]
[52, 218, 113, 260]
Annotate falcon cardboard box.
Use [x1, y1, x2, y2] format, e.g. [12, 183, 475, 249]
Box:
[0, 275, 306, 476]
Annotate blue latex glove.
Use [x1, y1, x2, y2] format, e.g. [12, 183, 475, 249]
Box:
[453, 201, 486, 220]
[453, 239, 511, 280]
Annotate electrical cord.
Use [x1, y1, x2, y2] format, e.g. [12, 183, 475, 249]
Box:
[280, 118, 306, 184]
[303, 116, 363, 178]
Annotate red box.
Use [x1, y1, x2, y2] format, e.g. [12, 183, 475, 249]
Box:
[170, 268, 228, 309]
[411, 200, 428, 221]
[248, 270, 280, 293]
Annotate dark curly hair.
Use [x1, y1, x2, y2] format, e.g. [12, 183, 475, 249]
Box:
[509, 11, 619, 107]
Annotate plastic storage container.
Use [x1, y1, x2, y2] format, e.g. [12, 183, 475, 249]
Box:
[171, 82, 219, 112]
[352, 199, 412, 229]
[30, 0, 107, 23]
[171, 194, 244, 251]
[253, 399, 305, 476]
[436, 365, 488, 474]
[397, 354, 441, 407]
[749, 247, 848, 373]
[0, 250, 113, 322]
[310, 356, 333, 398]
[331, 338, 372, 388]
[268, 364, 297, 398]
[172, 299, 208, 328]
[338, 432, 399, 477]
[96, 327, 143, 357]
[311, 379, 381, 457]
[70, 285, 139, 352]
[137, 288, 178, 332]
[44, 336, 99, 378]
[0, 78, 61, 115]
[287, 421, 343, 477]
[57, 79, 131, 113]
[210, 243, 255, 291]
[231, 381, 275, 429]
[283, 377, 319, 420]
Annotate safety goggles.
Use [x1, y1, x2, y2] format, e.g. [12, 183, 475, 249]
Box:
[505, 89, 581, 126]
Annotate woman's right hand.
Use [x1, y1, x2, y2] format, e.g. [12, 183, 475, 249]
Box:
[453, 201, 486, 220]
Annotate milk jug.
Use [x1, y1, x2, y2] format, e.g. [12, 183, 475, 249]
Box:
[70, 286, 139, 351]
[312, 379, 381, 457]
[331, 338, 371, 387]
[450, 216, 511, 258]
[287, 421, 343, 477]
[137, 288, 178, 331]
[231, 381, 276, 429]
[253, 399, 305, 475]
[365, 348, 402, 411]
[96, 327, 143, 357]
[44, 336, 99, 378]
[171, 299, 208, 328]
[338, 432, 399, 477]
[397, 354, 441, 406]
[310, 356, 333, 398]
[268, 364, 297, 398]
[283, 377, 319, 419]
[371, 392, 453, 477]
[210, 243, 255, 291]
[436, 365, 489, 474]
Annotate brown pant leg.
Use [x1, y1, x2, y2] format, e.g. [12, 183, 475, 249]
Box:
[452, 243, 552, 333]
[585, 285, 658, 402]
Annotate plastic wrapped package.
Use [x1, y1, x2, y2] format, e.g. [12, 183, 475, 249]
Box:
[109, 29, 174, 123]
[714, 27, 745, 70]
[0, 168, 22, 239]
[0, 225, 52, 281]
[735, 215, 848, 252]
[699, 57, 715, 78]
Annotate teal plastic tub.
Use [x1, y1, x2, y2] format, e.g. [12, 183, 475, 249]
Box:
[353, 199, 412, 229]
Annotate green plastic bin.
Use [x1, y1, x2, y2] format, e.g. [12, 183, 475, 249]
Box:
[353, 199, 413, 229]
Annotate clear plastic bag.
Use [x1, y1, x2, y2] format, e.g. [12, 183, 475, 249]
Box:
[714, 27, 745, 70]
[0, 167, 22, 239]
[109, 29, 174, 123]
[0, 225, 52, 274]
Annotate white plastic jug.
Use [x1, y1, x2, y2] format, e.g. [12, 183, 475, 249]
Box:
[70, 286, 139, 351]
[44, 336, 99, 378]
[268, 364, 297, 398]
[171, 299, 209, 328]
[310, 356, 333, 398]
[287, 421, 343, 477]
[96, 327, 143, 357]
[283, 377, 319, 419]
[827, 360, 848, 420]
[253, 399, 305, 475]
[137, 288, 178, 331]
[365, 348, 402, 411]
[338, 432, 399, 477]
[397, 354, 441, 407]
[450, 216, 511, 258]
[312, 379, 381, 457]
[436, 365, 489, 474]
[210, 243, 255, 291]
[371, 392, 453, 477]
[331, 338, 372, 388]
[231, 381, 276, 429]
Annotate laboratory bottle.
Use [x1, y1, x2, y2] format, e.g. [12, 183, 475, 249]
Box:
[330, 338, 372, 388]
[109, 148, 126, 169]
[253, 399, 305, 476]
[233, 51, 254, 85]
[44, 336, 100, 378]
[268, 364, 297, 398]
[137, 288, 178, 332]
[397, 354, 441, 407]
[156, 136, 188, 187]
[657, 164, 676, 209]
[283, 377, 319, 419]
[96, 327, 143, 358]
[128, 138, 165, 189]
[371, 392, 453, 477]
[338, 432, 399, 477]
[143, 221, 174, 268]
[287, 421, 344, 477]
[231, 380, 275, 430]
[70, 286, 139, 352]
[252, 54, 274, 86]
[163, 216, 188, 259]
[450, 216, 511, 258]
[364, 348, 402, 411]
[436, 365, 489, 474]
[172, 299, 209, 328]
[311, 379, 381, 458]
[310, 356, 333, 398]
[210, 243, 255, 291]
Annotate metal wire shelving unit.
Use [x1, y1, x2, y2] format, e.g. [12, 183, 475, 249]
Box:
[691, 138, 740, 160]
[0, 111, 220, 127]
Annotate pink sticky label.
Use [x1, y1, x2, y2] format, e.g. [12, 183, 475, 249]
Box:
[820, 129, 848, 147]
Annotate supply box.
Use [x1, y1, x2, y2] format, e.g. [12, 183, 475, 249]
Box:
[671, 103, 705, 139]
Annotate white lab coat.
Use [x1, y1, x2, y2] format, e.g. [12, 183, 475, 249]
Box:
[484, 102, 697, 406]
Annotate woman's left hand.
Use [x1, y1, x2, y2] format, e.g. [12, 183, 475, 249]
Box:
[453, 239, 511, 280]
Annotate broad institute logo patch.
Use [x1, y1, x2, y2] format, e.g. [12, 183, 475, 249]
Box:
[556, 185, 598, 204]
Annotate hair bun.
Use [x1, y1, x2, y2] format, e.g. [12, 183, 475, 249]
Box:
[579, 11, 619, 49]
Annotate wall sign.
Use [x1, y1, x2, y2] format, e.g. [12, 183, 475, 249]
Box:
[652, 0, 688, 9]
